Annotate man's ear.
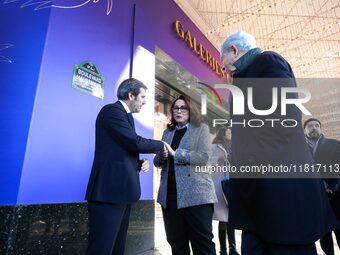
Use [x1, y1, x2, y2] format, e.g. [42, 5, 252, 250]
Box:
[231, 45, 238, 55]
[128, 92, 135, 101]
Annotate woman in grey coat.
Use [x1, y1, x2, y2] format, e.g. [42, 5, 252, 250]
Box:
[154, 95, 217, 255]
[209, 127, 239, 255]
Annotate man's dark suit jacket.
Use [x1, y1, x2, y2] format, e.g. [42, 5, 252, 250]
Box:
[229, 51, 339, 244]
[85, 101, 163, 204]
[312, 135, 340, 219]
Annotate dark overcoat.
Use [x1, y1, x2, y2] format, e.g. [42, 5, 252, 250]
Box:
[229, 51, 339, 244]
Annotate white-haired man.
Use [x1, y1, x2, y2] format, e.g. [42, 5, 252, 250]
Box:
[220, 32, 339, 254]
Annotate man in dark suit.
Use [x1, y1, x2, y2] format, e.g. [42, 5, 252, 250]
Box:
[85, 78, 165, 255]
[220, 32, 339, 254]
[304, 118, 340, 255]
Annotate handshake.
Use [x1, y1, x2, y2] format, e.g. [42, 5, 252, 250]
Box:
[139, 142, 174, 172]
[160, 141, 175, 161]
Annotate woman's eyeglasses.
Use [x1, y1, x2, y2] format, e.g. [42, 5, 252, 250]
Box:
[172, 106, 189, 113]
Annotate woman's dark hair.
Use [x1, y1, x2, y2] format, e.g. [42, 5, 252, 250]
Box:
[212, 127, 230, 146]
[167, 95, 204, 130]
[212, 127, 228, 145]
[213, 127, 232, 160]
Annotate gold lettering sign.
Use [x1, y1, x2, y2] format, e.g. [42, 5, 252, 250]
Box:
[174, 20, 225, 78]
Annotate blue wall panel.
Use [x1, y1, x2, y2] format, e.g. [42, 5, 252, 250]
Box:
[0, 3, 50, 204]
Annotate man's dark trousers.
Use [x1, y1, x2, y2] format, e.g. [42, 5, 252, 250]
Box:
[87, 201, 131, 255]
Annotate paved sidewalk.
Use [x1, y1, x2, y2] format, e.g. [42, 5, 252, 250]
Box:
[150, 214, 334, 255]
[153, 215, 241, 254]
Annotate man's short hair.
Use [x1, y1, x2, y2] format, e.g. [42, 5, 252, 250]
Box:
[303, 118, 321, 129]
[117, 78, 147, 100]
[221, 31, 257, 55]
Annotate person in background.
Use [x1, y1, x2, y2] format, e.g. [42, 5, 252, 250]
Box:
[304, 118, 340, 255]
[85, 78, 165, 255]
[209, 127, 239, 255]
[220, 31, 339, 254]
[154, 95, 217, 255]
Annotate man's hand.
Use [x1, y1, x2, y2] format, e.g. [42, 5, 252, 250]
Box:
[140, 158, 149, 172]
[160, 143, 169, 161]
[326, 188, 333, 194]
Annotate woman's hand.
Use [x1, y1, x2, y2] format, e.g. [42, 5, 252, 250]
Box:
[163, 142, 175, 156]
